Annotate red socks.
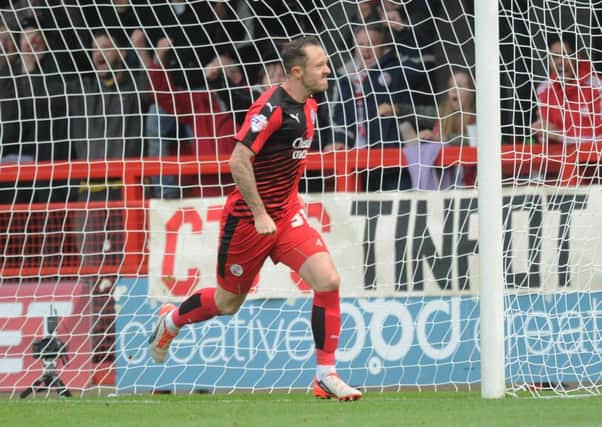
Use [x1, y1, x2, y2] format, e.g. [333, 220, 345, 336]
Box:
[171, 287, 341, 366]
[312, 289, 341, 366]
[171, 288, 220, 328]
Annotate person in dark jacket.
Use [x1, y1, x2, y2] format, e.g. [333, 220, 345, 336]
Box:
[329, 23, 411, 191]
[68, 29, 149, 266]
[68, 29, 148, 184]
[0, 17, 71, 203]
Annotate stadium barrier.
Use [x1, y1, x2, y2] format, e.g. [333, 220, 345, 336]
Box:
[1, 143, 599, 279]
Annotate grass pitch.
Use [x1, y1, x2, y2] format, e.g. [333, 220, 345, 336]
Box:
[2, 391, 601, 427]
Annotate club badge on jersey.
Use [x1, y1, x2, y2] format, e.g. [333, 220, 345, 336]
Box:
[250, 114, 268, 133]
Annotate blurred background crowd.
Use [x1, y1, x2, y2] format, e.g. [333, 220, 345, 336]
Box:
[0, 0, 600, 202]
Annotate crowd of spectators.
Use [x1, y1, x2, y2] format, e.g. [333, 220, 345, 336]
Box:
[0, 0, 600, 205]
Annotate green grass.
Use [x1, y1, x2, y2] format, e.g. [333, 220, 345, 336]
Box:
[2, 391, 602, 427]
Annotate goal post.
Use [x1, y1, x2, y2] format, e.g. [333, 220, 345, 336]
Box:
[475, 0, 505, 399]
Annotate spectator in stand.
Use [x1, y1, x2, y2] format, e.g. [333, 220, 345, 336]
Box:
[0, 24, 20, 204]
[69, 29, 147, 177]
[341, 1, 439, 137]
[350, 0, 379, 24]
[254, 61, 287, 93]
[328, 23, 412, 191]
[377, 1, 438, 116]
[1, 2, 93, 74]
[205, 52, 255, 126]
[82, 1, 147, 38]
[0, 24, 16, 57]
[0, 1, 43, 34]
[138, 36, 238, 198]
[530, 33, 602, 184]
[0, 17, 71, 204]
[0, 24, 18, 139]
[143, 49, 250, 199]
[245, 0, 311, 44]
[400, 69, 475, 190]
[140, 1, 246, 198]
[144, 0, 246, 90]
[68, 29, 148, 264]
[531, 33, 602, 145]
[207, 1, 247, 61]
[80, 1, 154, 68]
[134, 31, 194, 199]
[237, 1, 312, 86]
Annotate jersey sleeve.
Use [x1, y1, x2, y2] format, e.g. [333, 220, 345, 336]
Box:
[235, 93, 283, 154]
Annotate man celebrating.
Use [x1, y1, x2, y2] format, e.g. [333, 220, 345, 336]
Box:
[148, 36, 362, 401]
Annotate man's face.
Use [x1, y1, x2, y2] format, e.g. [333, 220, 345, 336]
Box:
[219, 56, 244, 85]
[0, 26, 16, 56]
[20, 28, 44, 55]
[549, 40, 577, 81]
[92, 35, 123, 77]
[299, 45, 330, 94]
[448, 72, 473, 112]
[355, 28, 383, 70]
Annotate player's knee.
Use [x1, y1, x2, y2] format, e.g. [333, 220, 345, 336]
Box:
[320, 270, 340, 292]
[217, 303, 240, 316]
[215, 292, 245, 315]
[216, 299, 243, 315]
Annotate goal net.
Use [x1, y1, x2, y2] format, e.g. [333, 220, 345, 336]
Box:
[0, 0, 600, 398]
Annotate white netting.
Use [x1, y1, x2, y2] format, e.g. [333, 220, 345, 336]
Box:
[0, 0, 600, 398]
[499, 0, 602, 396]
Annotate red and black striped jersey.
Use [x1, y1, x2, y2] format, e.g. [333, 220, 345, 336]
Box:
[226, 85, 318, 220]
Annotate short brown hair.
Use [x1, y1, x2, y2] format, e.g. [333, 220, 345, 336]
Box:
[281, 36, 322, 72]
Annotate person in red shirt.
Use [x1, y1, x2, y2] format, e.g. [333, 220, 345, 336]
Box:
[148, 36, 362, 401]
[532, 33, 602, 144]
[147, 37, 237, 159]
[140, 36, 239, 197]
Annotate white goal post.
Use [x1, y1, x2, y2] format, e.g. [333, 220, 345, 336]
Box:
[475, 0, 505, 399]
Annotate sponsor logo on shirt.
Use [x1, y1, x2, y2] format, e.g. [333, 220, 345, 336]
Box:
[291, 136, 312, 159]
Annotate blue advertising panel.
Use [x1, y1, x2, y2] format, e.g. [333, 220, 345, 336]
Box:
[115, 278, 602, 392]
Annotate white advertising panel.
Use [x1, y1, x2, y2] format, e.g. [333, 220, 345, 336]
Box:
[147, 187, 602, 299]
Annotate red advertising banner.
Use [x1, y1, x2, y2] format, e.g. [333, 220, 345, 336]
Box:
[0, 282, 92, 394]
